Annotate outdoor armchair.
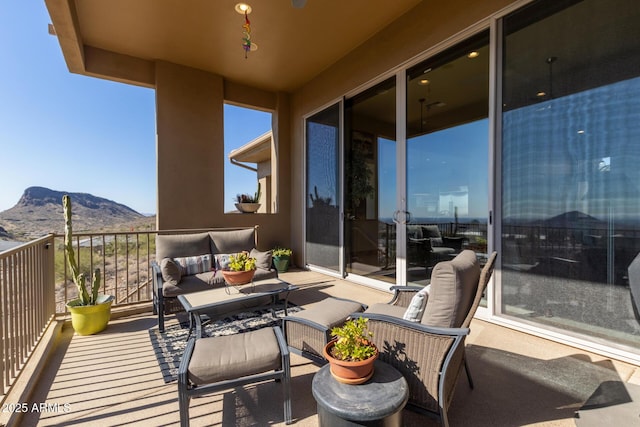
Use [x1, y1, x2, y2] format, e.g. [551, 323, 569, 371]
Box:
[352, 250, 497, 427]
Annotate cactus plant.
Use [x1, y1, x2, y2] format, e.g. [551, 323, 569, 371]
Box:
[63, 194, 108, 306]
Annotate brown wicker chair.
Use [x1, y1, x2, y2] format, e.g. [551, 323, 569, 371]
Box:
[352, 251, 497, 427]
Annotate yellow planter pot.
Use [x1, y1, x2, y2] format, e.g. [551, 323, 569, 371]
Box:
[67, 298, 113, 335]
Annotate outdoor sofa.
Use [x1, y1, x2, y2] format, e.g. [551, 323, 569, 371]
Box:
[152, 226, 277, 331]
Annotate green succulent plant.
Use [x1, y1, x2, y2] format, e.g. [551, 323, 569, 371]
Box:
[329, 317, 377, 362]
[272, 247, 292, 257]
[228, 251, 257, 272]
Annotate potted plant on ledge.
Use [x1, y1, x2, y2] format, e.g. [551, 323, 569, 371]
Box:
[272, 247, 292, 273]
[221, 251, 257, 285]
[63, 195, 114, 335]
[323, 317, 378, 384]
[235, 183, 261, 213]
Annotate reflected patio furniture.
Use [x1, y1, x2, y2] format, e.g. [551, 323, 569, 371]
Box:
[353, 251, 497, 427]
[407, 224, 459, 270]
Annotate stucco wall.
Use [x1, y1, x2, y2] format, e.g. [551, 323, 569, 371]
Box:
[155, 61, 292, 252]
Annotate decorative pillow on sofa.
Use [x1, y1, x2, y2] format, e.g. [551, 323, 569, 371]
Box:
[160, 258, 182, 285]
[174, 254, 213, 276]
[214, 253, 234, 271]
[403, 285, 431, 322]
[250, 248, 273, 270]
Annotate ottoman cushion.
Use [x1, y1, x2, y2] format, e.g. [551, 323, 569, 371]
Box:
[291, 298, 364, 328]
[188, 328, 281, 385]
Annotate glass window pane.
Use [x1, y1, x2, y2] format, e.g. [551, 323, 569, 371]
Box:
[501, 0, 640, 352]
[406, 31, 490, 285]
[306, 104, 341, 271]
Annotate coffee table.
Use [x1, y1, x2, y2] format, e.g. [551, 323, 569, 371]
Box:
[177, 278, 297, 337]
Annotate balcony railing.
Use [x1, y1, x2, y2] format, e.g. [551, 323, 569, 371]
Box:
[52, 231, 157, 313]
[0, 235, 55, 396]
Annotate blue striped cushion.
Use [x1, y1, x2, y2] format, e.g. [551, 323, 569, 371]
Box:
[174, 254, 213, 275]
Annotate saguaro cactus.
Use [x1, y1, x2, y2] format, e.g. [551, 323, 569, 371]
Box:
[63, 195, 101, 305]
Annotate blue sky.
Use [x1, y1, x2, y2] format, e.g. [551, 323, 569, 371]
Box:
[0, 3, 270, 215]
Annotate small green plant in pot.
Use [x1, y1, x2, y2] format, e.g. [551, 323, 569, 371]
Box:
[322, 317, 378, 384]
[272, 247, 292, 273]
[63, 195, 114, 335]
[222, 251, 257, 285]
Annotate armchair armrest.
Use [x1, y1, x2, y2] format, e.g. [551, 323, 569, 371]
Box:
[151, 260, 164, 295]
[388, 285, 424, 307]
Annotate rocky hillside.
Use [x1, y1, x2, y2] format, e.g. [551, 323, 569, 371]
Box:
[0, 186, 154, 241]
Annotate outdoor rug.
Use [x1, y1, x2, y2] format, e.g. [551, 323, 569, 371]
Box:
[148, 306, 302, 383]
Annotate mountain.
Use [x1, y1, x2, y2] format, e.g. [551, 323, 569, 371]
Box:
[0, 187, 153, 241]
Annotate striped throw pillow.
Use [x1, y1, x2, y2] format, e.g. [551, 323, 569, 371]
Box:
[173, 254, 213, 276]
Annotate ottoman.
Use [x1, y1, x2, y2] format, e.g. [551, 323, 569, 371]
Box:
[177, 326, 291, 426]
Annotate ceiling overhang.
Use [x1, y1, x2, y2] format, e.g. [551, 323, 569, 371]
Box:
[45, 0, 423, 93]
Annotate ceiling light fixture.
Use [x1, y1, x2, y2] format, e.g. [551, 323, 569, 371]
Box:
[418, 79, 430, 85]
[467, 51, 479, 58]
[235, 3, 252, 14]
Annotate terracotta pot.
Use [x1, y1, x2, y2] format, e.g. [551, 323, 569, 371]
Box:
[222, 269, 256, 285]
[322, 340, 378, 384]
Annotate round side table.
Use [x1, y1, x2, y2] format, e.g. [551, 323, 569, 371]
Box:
[312, 359, 409, 427]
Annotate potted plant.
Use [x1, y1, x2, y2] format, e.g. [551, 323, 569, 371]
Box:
[272, 247, 292, 273]
[221, 251, 257, 285]
[322, 317, 378, 384]
[63, 195, 115, 335]
[235, 183, 261, 213]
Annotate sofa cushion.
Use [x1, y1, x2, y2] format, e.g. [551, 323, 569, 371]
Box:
[162, 267, 278, 297]
[251, 248, 273, 270]
[209, 228, 255, 254]
[160, 258, 182, 286]
[174, 254, 213, 275]
[163, 271, 217, 297]
[421, 250, 480, 328]
[156, 232, 211, 260]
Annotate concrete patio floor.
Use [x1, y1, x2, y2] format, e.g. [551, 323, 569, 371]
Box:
[16, 270, 640, 426]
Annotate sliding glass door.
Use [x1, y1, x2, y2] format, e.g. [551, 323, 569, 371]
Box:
[306, 103, 341, 273]
[405, 32, 491, 286]
[344, 78, 397, 284]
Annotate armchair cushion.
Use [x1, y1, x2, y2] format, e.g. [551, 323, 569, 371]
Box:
[365, 303, 406, 318]
[422, 225, 444, 246]
[421, 250, 480, 328]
